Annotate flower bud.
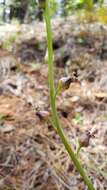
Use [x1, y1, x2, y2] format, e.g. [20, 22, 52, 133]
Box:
[58, 77, 72, 92]
[78, 131, 91, 148]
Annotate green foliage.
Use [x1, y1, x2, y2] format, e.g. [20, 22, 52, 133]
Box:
[39, 0, 57, 16]
[76, 4, 107, 24]
[96, 6, 107, 23]
[1, 0, 106, 21]
[49, 0, 58, 16]
[64, 0, 94, 14]
[73, 0, 93, 9]
[73, 113, 83, 125]
[62, 0, 105, 16]
[2, 34, 17, 50]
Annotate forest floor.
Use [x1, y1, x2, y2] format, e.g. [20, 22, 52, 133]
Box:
[0, 15, 107, 190]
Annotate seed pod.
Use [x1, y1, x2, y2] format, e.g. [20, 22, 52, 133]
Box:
[78, 131, 91, 148]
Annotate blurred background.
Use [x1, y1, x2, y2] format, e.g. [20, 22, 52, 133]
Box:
[0, 1, 107, 190]
[0, 0, 107, 23]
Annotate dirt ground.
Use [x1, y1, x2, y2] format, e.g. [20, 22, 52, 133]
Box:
[0, 16, 107, 190]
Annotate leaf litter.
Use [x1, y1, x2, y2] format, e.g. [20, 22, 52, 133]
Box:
[0, 16, 107, 189]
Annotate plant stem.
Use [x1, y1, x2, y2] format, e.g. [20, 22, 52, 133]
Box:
[44, 1, 95, 190]
[76, 143, 82, 157]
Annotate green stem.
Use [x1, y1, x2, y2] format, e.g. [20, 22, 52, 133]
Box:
[44, 1, 95, 190]
[76, 143, 82, 157]
[44, 1, 55, 113]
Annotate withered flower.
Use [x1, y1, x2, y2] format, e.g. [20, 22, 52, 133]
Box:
[78, 131, 91, 148]
[58, 72, 80, 93]
[58, 76, 72, 92]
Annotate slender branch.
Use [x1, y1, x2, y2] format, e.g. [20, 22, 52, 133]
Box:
[43, 1, 95, 190]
